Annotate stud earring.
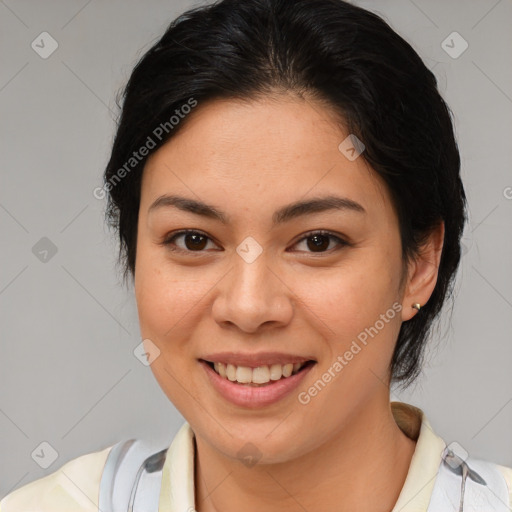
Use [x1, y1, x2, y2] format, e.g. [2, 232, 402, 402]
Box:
[411, 303, 422, 311]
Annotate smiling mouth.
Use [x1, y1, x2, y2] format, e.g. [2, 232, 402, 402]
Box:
[201, 359, 316, 386]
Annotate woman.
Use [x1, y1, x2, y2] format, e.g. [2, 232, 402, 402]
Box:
[1, 0, 510, 510]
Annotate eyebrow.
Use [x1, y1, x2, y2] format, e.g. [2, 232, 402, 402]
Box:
[148, 193, 366, 225]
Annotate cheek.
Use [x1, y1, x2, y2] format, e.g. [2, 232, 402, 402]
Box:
[134, 245, 221, 352]
[135, 245, 190, 338]
[136, 269, 202, 339]
[289, 251, 402, 377]
[134, 253, 205, 409]
[295, 258, 398, 332]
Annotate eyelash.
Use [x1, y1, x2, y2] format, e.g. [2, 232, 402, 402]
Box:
[160, 229, 349, 256]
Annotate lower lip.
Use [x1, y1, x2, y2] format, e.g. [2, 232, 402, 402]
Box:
[199, 360, 315, 408]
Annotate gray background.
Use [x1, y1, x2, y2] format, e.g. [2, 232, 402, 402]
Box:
[1, 0, 511, 499]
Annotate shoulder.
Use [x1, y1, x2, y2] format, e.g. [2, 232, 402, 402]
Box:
[0, 444, 114, 512]
[495, 463, 512, 505]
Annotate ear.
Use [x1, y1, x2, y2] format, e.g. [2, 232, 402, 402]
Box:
[401, 221, 445, 322]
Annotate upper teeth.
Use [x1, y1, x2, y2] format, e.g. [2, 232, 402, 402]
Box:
[212, 362, 306, 384]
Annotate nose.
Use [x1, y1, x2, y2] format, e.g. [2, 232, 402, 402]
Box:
[211, 252, 294, 334]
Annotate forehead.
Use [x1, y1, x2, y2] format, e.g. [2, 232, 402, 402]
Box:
[141, 96, 395, 224]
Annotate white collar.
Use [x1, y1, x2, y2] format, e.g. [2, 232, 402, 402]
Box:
[157, 401, 446, 512]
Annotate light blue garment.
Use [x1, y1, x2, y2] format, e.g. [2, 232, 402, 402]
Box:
[428, 444, 510, 512]
[99, 436, 510, 512]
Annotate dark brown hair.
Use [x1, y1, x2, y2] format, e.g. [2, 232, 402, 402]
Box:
[102, 0, 467, 388]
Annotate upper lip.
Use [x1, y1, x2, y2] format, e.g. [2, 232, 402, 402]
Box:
[200, 352, 316, 368]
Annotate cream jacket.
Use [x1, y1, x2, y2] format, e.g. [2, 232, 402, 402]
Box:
[1, 402, 511, 511]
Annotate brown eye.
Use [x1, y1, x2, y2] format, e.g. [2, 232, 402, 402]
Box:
[182, 232, 208, 250]
[306, 233, 330, 252]
[162, 229, 348, 255]
[162, 230, 216, 253]
[292, 231, 348, 254]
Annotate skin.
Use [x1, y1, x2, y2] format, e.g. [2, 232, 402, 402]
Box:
[134, 94, 445, 512]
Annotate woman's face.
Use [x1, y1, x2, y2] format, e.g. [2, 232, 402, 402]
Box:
[134, 95, 422, 463]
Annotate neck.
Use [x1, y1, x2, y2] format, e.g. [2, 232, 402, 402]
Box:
[194, 398, 417, 512]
